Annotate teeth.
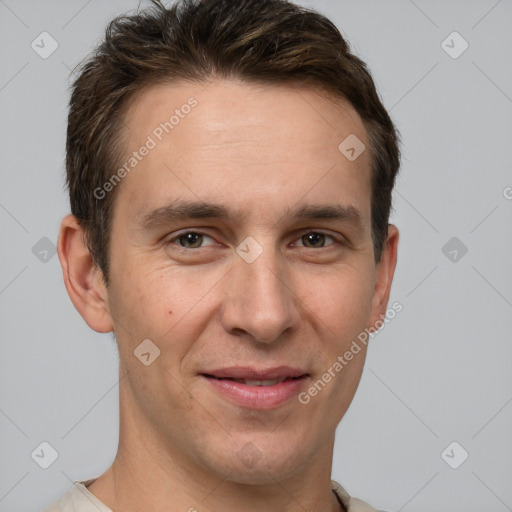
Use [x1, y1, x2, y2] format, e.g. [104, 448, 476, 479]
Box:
[237, 377, 287, 386]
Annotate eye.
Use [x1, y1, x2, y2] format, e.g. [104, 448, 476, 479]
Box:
[167, 231, 217, 249]
[295, 231, 337, 249]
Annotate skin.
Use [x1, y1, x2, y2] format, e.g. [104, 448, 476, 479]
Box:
[58, 78, 398, 512]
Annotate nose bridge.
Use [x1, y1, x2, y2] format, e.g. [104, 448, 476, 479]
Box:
[245, 248, 285, 303]
[222, 238, 298, 343]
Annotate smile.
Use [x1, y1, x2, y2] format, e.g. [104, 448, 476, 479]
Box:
[200, 366, 309, 410]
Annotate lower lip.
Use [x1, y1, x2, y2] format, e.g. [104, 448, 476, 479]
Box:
[201, 375, 308, 410]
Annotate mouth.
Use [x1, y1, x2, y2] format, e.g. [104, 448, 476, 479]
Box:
[202, 375, 305, 386]
[199, 366, 309, 409]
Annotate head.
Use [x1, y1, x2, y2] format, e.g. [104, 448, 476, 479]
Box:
[59, 0, 400, 486]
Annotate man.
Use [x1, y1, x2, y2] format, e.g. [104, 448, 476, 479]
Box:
[46, 0, 400, 510]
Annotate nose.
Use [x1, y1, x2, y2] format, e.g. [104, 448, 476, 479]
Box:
[219, 243, 301, 344]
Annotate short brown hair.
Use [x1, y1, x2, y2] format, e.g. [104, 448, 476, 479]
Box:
[66, 0, 401, 284]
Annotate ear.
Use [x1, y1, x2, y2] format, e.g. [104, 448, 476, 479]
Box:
[368, 224, 399, 331]
[57, 214, 114, 333]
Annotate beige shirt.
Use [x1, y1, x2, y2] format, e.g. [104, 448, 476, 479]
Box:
[44, 479, 383, 511]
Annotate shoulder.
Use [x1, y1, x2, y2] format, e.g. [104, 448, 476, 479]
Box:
[331, 480, 389, 512]
[43, 480, 113, 512]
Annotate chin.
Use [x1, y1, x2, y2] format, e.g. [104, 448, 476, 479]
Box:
[201, 435, 313, 485]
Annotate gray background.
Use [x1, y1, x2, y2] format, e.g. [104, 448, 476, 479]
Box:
[0, 0, 511, 511]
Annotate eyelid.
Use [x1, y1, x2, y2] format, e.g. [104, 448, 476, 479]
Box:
[291, 229, 345, 248]
[165, 230, 218, 248]
[165, 228, 347, 250]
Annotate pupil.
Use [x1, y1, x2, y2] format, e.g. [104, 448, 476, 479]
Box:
[305, 233, 324, 247]
[181, 233, 201, 247]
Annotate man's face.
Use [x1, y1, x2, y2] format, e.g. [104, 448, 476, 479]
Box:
[103, 79, 393, 482]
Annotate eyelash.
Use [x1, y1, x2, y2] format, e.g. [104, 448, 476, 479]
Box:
[165, 230, 345, 250]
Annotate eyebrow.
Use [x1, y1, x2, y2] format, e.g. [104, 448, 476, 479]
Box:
[136, 200, 365, 231]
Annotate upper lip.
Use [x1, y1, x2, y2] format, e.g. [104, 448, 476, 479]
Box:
[201, 366, 308, 380]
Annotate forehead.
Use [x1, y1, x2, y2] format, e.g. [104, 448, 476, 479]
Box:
[116, 78, 372, 224]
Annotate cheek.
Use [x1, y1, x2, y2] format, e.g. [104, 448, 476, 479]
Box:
[109, 266, 218, 363]
[306, 265, 375, 339]
[302, 270, 373, 424]
[107, 268, 174, 359]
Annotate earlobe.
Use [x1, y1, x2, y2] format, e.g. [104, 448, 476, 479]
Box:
[57, 214, 114, 333]
[368, 224, 399, 330]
